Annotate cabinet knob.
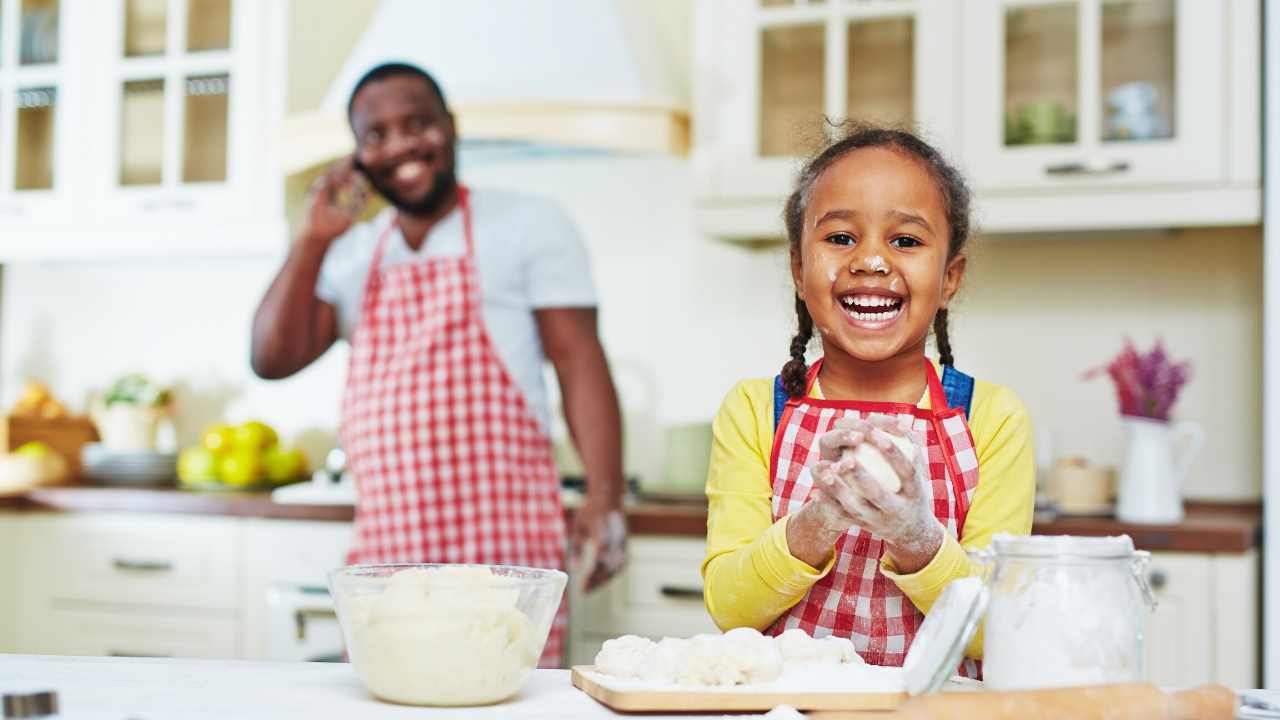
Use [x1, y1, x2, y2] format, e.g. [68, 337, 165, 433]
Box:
[1148, 568, 1168, 591]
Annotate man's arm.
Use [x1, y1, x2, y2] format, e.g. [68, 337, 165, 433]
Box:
[251, 158, 364, 379]
[536, 307, 625, 589]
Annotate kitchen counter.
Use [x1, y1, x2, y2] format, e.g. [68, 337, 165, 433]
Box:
[0, 486, 1260, 552]
[1, 654, 1272, 719]
[0, 655, 747, 719]
[0, 485, 710, 535]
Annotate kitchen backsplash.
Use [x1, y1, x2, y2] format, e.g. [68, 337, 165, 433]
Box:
[0, 156, 1261, 499]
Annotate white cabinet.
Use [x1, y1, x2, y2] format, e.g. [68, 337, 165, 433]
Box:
[0, 0, 287, 260]
[960, 0, 1260, 232]
[1142, 549, 1259, 688]
[693, 0, 960, 240]
[239, 518, 351, 661]
[692, 0, 1261, 239]
[0, 0, 79, 228]
[15, 512, 242, 659]
[568, 535, 718, 666]
[36, 608, 239, 659]
[0, 512, 17, 651]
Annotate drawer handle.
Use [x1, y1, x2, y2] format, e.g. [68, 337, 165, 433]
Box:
[1148, 568, 1168, 591]
[295, 607, 338, 642]
[1045, 160, 1131, 176]
[108, 650, 171, 658]
[141, 197, 197, 212]
[659, 585, 705, 600]
[112, 558, 174, 573]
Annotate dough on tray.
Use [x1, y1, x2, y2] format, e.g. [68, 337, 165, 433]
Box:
[593, 627, 862, 687]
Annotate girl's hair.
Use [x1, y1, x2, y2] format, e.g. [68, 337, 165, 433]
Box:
[780, 122, 973, 398]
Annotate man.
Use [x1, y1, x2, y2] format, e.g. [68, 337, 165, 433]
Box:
[251, 63, 626, 666]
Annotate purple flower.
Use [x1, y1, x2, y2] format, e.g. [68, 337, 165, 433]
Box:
[1083, 339, 1191, 422]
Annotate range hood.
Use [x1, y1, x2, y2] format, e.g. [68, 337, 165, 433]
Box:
[278, 0, 690, 173]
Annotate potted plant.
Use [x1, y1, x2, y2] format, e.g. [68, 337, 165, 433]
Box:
[1086, 340, 1199, 524]
[90, 374, 172, 452]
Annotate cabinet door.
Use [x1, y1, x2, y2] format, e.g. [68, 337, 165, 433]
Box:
[698, 0, 958, 209]
[1142, 552, 1211, 687]
[238, 519, 352, 661]
[962, 0, 1223, 191]
[91, 0, 269, 228]
[572, 536, 718, 640]
[0, 0, 79, 226]
[19, 512, 241, 611]
[25, 607, 239, 659]
[0, 514, 17, 652]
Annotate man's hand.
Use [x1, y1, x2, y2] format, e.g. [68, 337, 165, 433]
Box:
[303, 155, 368, 244]
[569, 497, 626, 591]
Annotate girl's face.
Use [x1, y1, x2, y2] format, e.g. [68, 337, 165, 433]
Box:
[791, 147, 966, 365]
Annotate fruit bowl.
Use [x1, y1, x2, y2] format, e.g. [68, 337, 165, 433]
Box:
[329, 563, 566, 707]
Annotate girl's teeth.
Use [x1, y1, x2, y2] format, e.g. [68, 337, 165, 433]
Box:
[846, 306, 902, 323]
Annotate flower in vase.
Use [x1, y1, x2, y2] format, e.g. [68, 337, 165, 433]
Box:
[1084, 339, 1191, 422]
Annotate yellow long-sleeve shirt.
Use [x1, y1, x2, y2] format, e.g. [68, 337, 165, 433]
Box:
[700, 364, 1035, 660]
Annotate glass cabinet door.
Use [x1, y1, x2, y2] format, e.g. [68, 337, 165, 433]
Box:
[0, 0, 64, 199]
[1003, 3, 1078, 147]
[962, 0, 1222, 190]
[845, 16, 914, 129]
[758, 22, 824, 156]
[1099, 0, 1175, 144]
[757, 2, 919, 158]
[113, 0, 232, 190]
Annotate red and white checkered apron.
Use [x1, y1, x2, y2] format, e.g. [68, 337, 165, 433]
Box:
[767, 358, 981, 678]
[340, 187, 567, 666]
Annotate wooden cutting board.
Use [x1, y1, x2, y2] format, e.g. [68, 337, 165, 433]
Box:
[570, 666, 905, 715]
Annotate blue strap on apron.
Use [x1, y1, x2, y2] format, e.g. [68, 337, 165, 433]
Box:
[773, 365, 975, 430]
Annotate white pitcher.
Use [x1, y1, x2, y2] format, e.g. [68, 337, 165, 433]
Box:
[1115, 416, 1203, 524]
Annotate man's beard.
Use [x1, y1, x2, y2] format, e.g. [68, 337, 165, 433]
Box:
[365, 167, 457, 216]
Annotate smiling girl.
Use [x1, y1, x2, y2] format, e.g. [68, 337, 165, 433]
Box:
[701, 125, 1034, 675]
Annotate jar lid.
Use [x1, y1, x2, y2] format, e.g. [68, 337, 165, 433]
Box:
[902, 577, 988, 696]
[990, 533, 1135, 559]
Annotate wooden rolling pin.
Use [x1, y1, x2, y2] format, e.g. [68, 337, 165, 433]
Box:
[892, 683, 1236, 720]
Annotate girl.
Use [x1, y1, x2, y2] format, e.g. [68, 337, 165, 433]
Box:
[701, 125, 1034, 674]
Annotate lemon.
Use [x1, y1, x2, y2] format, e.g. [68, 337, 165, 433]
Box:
[233, 421, 278, 452]
[263, 446, 308, 485]
[218, 449, 265, 487]
[202, 424, 237, 453]
[14, 441, 55, 460]
[177, 446, 220, 485]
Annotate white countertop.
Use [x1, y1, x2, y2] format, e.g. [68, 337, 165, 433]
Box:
[0, 655, 769, 719]
[5, 654, 1278, 719]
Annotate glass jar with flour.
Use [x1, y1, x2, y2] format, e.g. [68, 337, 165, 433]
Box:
[977, 534, 1157, 690]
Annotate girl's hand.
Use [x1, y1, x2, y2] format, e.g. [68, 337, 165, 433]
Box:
[784, 416, 877, 568]
[820, 417, 944, 573]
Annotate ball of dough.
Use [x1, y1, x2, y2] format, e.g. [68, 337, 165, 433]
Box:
[677, 634, 741, 686]
[594, 635, 655, 679]
[723, 627, 784, 684]
[775, 628, 821, 665]
[640, 637, 693, 684]
[849, 433, 916, 494]
[816, 635, 863, 665]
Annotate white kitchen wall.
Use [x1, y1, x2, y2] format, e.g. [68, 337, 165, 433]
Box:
[0, 157, 1262, 498]
[958, 226, 1262, 501]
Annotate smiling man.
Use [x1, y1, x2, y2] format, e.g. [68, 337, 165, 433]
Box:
[251, 63, 626, 667]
